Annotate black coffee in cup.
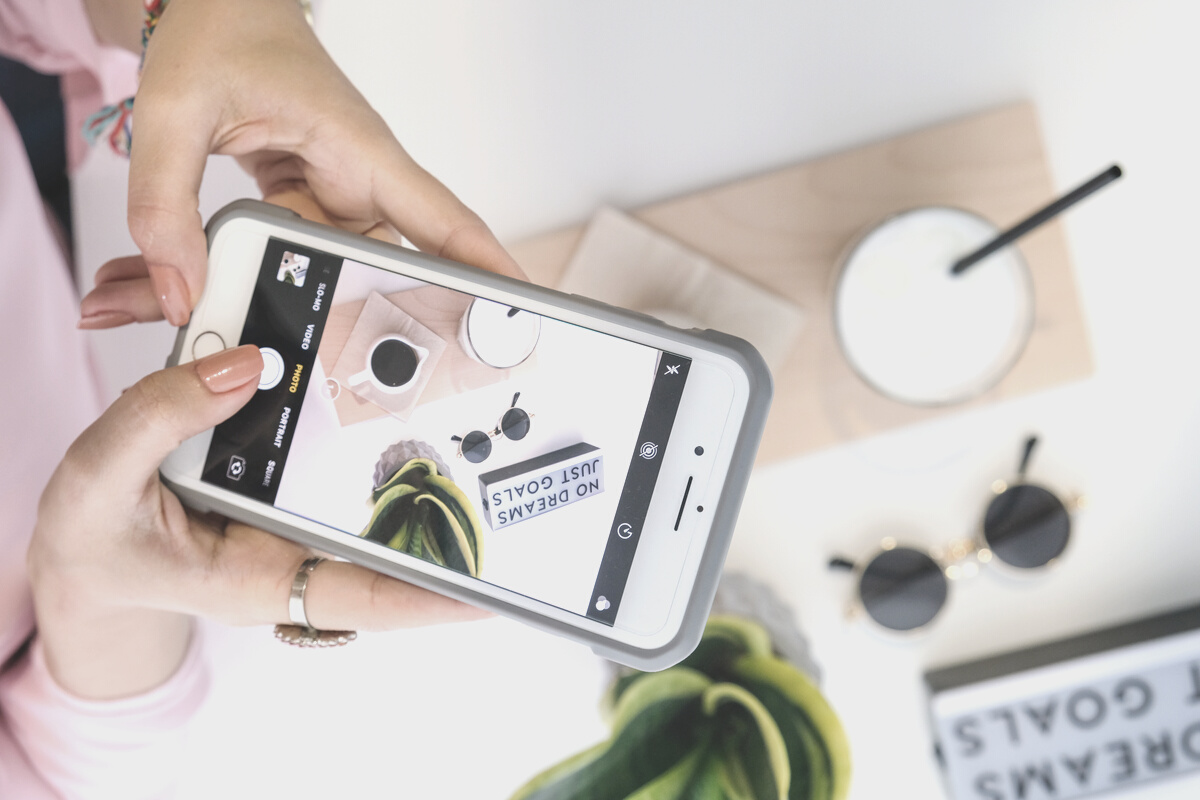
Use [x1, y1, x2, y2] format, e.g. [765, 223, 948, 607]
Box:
[371, 339, 419, 387]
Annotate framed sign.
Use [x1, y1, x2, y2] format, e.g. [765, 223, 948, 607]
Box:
[926, 604, 1200, 799]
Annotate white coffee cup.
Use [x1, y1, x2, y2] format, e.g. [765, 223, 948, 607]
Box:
[834, 206, 1034, 406]
[348, 334, 429, 394]
[458, 299, 541, 369]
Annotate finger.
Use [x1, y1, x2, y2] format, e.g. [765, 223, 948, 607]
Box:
[79, 278, 165, 326]
[94, 254, 149, 285]
[74, 345, 263, 481]
[127, 94, 214, 326]
[192, 523, 489, 630]
[303, 558, 490, 631]
[262, 186, 332, 226]
[372, 156, 528, 281]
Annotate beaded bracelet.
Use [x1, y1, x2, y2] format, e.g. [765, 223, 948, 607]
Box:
[83, 0, 315, 158]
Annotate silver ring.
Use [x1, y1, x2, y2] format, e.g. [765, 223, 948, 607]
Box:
[276, 556, 358, 647]
[288, 556, 324, 628]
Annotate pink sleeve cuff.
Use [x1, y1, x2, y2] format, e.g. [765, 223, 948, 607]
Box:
[0, 0, 139, 170]
[0, 627, 210, 799]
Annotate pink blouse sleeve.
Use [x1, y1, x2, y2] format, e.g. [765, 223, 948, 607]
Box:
[0, 634, 210, 799]
[1, 3, 208, 798]
[0, 0, 138, 170]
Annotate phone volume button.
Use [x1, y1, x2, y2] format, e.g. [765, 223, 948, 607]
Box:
[568, 294, 659, 325]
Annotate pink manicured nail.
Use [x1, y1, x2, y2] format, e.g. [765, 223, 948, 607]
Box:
[149, 264, 192, 327]
[195, 345, 263, 393]
[78, 310, 136, 329]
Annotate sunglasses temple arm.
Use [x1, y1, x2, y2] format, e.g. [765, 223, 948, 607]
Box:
[511, 392, 521, 408]
[828, 556, 857, 571]
[1017, 435, 1039, 479]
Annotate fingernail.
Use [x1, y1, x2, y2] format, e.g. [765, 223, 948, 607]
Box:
[78, 310, 136, 329]
[149, 264, 192, 327]
[195, 345, 263, 393]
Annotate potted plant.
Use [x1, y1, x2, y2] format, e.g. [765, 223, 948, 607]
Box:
[360, 443, 484, 577]
[510, 576, 851, 800]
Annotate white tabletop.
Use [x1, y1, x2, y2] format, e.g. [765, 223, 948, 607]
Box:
[72, 1, 1200, 797]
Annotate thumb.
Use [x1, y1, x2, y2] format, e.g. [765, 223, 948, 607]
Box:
[81, 346, 263, 481]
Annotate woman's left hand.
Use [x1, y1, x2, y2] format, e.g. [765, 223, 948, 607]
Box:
[29, 344, 486, 701]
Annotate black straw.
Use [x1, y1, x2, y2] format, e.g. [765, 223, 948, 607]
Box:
[1017, 435, 1039, 479]
[951, 164, 1123, 276]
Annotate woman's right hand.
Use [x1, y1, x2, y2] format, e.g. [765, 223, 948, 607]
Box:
[28, 344, 486, 700]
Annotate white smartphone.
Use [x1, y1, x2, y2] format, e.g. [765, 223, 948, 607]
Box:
[162, 200, 772, 670]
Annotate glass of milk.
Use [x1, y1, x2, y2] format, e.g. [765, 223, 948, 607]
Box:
[834, 207, 1034, 406]
[458, 299, 542, 369]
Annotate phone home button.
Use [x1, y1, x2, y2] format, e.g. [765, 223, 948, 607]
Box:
[192, 331, 226, 360]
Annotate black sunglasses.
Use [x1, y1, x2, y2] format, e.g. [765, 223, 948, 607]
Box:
[450, 392, 533, 464]
[829, 436, 1076, 632]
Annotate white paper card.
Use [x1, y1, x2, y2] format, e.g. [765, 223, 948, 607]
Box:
[557, 207, 805, 373]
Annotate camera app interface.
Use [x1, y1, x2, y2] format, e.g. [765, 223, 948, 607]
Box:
[202, 238, 691, 625]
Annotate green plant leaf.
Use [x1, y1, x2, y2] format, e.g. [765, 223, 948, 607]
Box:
[371, 457, 436, 502]
[600, 671, 646, 724]
[385, 516, 413, 552]
[408, 507, 425, 559]
[360, 484, 419, 544]
[703, 683, 788, 800]
[716, 751, 756, 800]
[510, 740, 610, 800]
[416, 492, 479, 577]
[513, 694, 708, 800]
[705, 617, 773, 658]
[730, 678, 823, 800]
[680, 617, 773, 680]
[423, 473, 485, 570]
[419, 515, 447, 567]
[732, 657, 850, 800]
[612, 669, 711, 735]
[791, 712, 833, 800]
[625, 739, 711, 800]
[683, 759, 729, 800]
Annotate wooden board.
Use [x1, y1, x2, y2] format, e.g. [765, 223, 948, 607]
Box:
[507, 103, 1093, 462]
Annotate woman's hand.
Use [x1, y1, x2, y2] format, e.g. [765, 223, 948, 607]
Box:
[28, 345, 486, 700]
[78, 0, 523, 330]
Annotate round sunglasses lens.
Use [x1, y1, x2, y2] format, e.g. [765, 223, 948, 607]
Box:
[500, 408, 531, 441]
[858, 547, 948, 631]
[983, 484, 1070, 569]
[460, 431, 492, 464]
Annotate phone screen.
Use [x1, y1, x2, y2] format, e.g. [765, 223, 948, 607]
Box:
[201, 237, 692, 625]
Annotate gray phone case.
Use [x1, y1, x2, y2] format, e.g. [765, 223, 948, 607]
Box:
[163, 199, 773, 671]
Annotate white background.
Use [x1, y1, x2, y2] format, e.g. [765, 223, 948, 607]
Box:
[70, 1, 1200, 798]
